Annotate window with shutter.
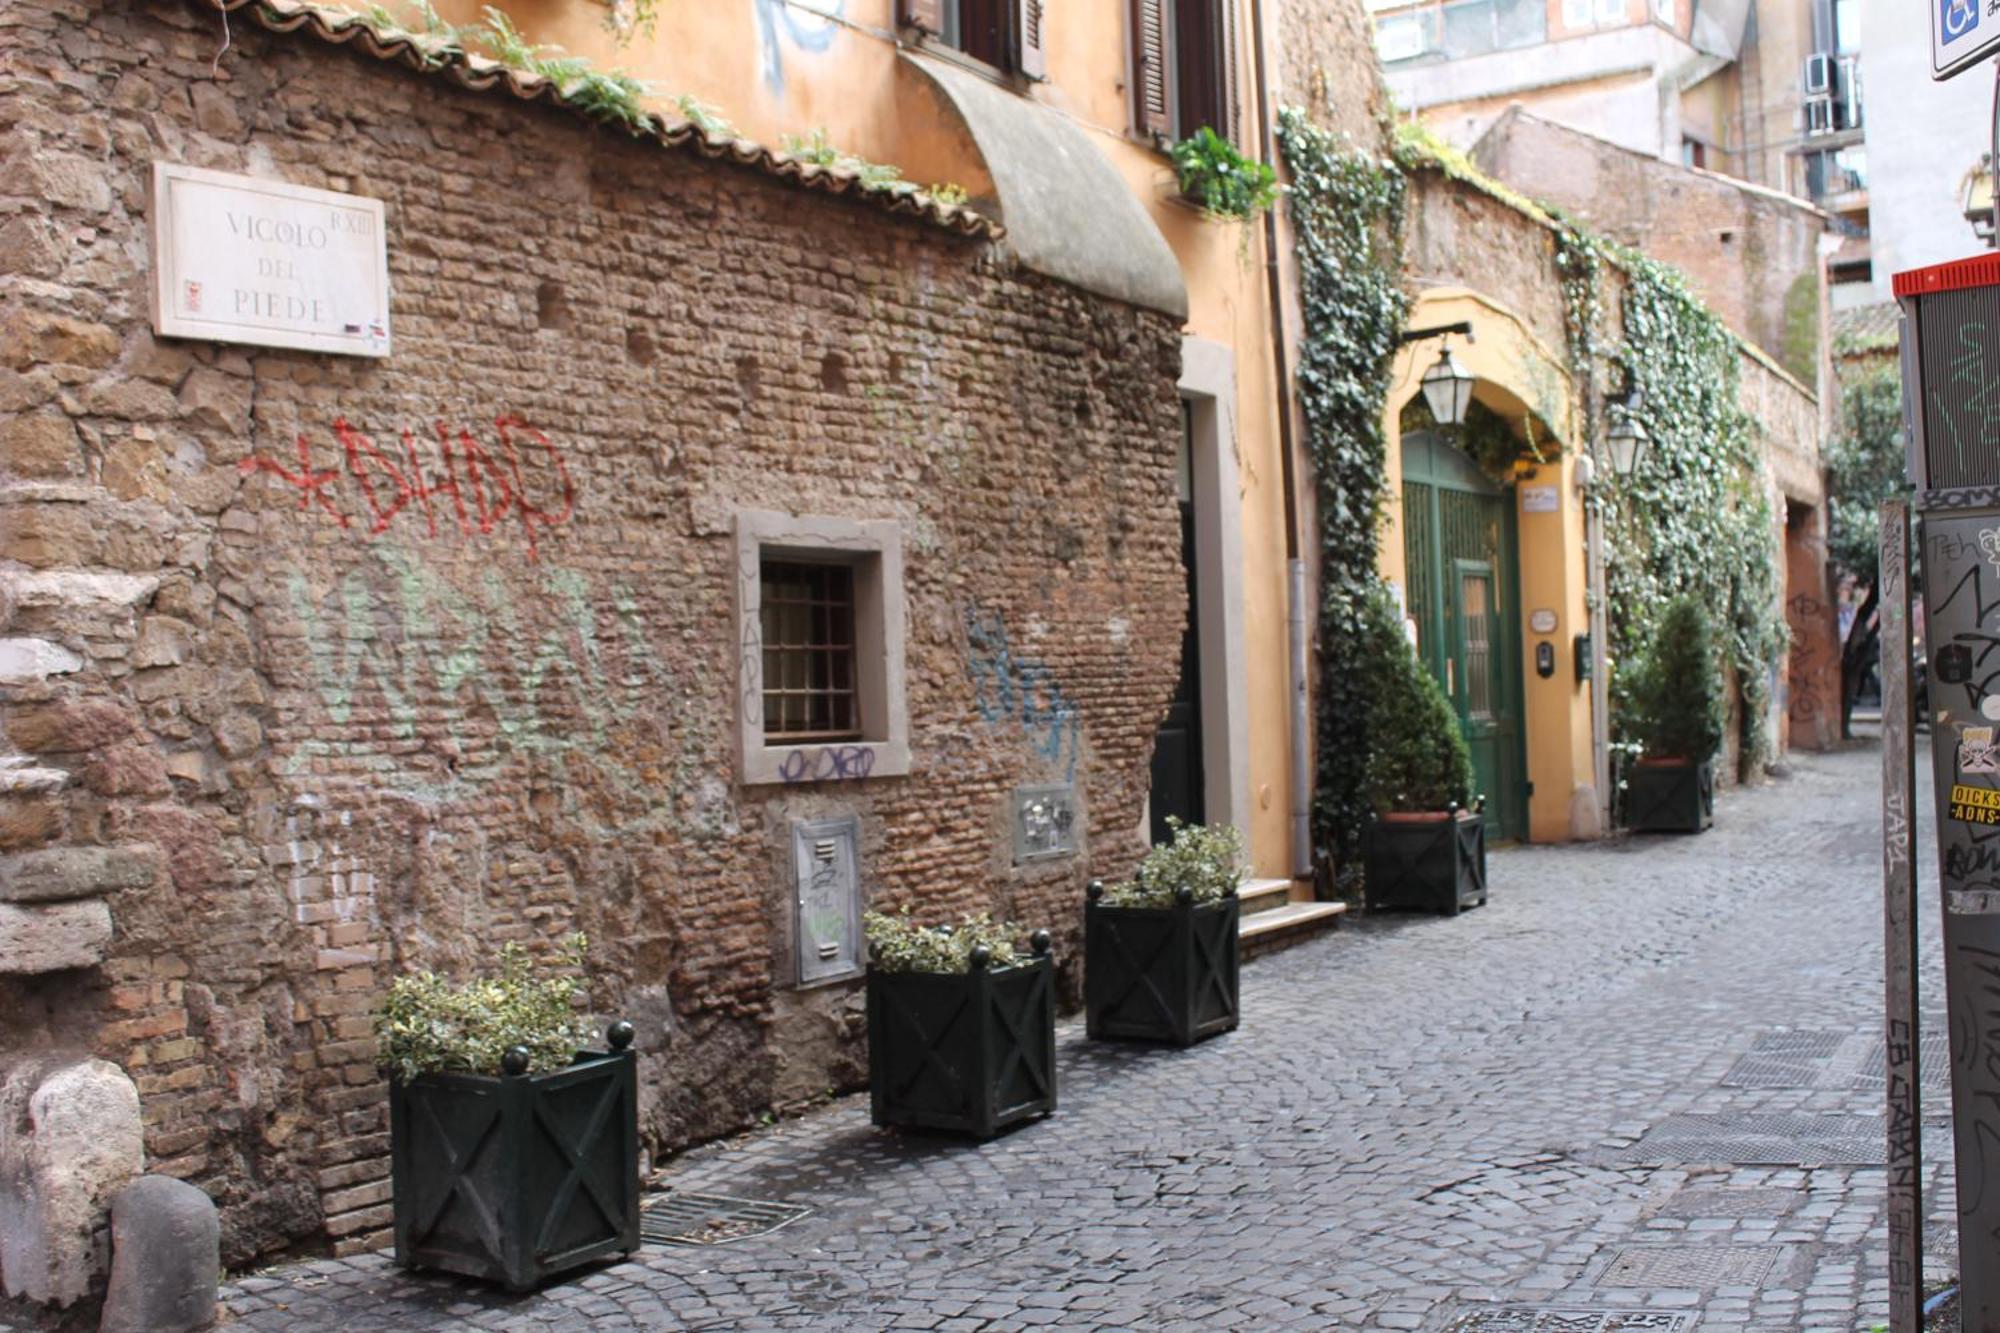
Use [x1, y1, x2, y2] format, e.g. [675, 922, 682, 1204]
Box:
[1136, 0, 1242, 144]
[1133, 0, 1172, 137]
[1017, 0, 1046, 77]
[916, 0, 1041, 76]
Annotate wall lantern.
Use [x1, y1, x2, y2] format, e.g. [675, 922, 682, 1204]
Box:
[1606, 391, 1649, 477]
[1399, 320, 1478, 428]
[1419, 344, 1476, 427]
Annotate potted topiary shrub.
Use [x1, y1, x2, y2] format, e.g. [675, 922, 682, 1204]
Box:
[1624, 595, 1723, 833]
[1084, 816, 1242, 1046]
[1359, 585, 1487, 914]
[863, 911, 1056, 1139]
[376, 934, 640, 1291]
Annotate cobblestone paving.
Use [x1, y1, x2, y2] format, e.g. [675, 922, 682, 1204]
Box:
[219, 743, 1949, 1330]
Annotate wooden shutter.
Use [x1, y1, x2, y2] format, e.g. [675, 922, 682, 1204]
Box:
[1216, 0, 1240, 143]
[1016, 0, 1047, 79]
[902, 0, 944, 36]
[1133, 0, 1171, 137]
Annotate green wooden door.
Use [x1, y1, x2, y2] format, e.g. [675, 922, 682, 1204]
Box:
[1400, 432, 1528, 841]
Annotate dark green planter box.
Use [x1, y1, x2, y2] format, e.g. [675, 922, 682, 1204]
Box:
[867, 946, 1056, 1139]
[1365, 811, 1487, 915]
[390, 1043, 639, 1291]
[1085, 889, 1239, 1046]
[1626, 758, 1714, 833]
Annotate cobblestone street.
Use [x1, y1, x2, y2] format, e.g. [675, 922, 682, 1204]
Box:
[215, 742, 1938, 1331]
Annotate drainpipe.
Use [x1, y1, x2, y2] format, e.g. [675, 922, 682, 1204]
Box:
[1248, 0, 1313, 881]
[1585, 483, 1612, 832]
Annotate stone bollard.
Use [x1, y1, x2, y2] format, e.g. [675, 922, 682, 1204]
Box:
[0, 1058, 143, 1307]
[99, 1175, 218, 1333]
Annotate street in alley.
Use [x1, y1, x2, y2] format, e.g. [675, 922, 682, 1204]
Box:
[212, 742, 1939, 1331]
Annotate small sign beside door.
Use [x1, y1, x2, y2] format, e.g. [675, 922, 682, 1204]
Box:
[1528, 608, 1558, 635]
[1521, 485, 1559, 514]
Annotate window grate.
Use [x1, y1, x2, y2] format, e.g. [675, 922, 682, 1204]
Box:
[761, 560, 860, 742]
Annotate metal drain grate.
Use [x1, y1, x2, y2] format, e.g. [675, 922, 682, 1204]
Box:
[1596, 1244, 1784, 1288]
[1601, 1114, 1884, 1167]
[1447, 1310, 1692, 1331]
[1719, 1030, 1852, 1088]
[640, 1191, 811, 1246]
[1651, 1186, 1798, 1219]
[1749, 1030, 1847, 1056]
[1854, 1033, 1952, 1091]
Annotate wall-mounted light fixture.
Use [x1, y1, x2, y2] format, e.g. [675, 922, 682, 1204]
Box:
[1398, 320, 1477, 427]
[1606, 388, 1649, 477]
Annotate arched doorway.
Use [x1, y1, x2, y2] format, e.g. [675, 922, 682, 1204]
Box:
[1400, 430, 1529, 842]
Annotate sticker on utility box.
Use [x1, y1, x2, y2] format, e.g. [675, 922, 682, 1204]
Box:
[1963, 727, 2000, 775]
[1950, 783, 2000, 824]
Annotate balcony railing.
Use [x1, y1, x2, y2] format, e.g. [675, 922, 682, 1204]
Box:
[1375, 0, 1549, 64]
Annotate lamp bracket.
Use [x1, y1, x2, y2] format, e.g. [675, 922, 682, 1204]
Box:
[1397, 321, 1475, 346]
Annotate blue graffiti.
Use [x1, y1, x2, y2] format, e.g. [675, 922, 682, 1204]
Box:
[754, 0, 842, 94]
[965, 607, 1082, 780]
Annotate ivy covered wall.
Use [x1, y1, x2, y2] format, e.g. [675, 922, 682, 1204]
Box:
[1278, 112, 1800, 881]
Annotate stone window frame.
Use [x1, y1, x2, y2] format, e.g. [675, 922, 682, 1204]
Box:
[735, 510, 910, 786]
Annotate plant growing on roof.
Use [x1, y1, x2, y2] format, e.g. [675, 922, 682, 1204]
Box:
[1169, 127, 1280, 221]
[1097, 816, 1243, 908]
[375, 933, 595, 1082]
[781, 129, 922, 194]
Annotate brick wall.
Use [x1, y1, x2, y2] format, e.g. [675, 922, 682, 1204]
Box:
[0, 0, 1185, 1265]
[1472, 108, 1825, 379]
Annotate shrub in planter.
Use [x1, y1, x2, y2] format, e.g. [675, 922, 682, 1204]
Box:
[1624, 595, 1723, 833]
[1085, 817, 1242, 1046]
[1357, 585, 1487, 914]
[863, 912, 1056, 1138]
[376, 936, 639, 1291]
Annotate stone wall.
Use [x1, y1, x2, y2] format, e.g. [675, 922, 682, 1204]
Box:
[1471, 107, 1826, 381]
[0, 0, 1185, 1269]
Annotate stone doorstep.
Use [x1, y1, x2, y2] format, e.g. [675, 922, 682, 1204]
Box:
[1240, 900, 1347, 956]
[1236, 877, 1296, 915]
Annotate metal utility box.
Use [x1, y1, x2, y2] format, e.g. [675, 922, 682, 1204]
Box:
[1896, 250, 2000, 1324]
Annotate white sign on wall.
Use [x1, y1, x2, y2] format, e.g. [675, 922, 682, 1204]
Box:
[1521, 484, 1559, 513]
[1932, 0, 2000, 80]
[150, 163, 390, 357]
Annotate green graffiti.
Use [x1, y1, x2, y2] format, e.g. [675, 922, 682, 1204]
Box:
[284, 546, 687, 819]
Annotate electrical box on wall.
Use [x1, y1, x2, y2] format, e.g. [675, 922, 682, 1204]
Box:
[1573, 633, 1593, 682]
[1013, 784, 1080, 863]
[791, 816, 863, 986]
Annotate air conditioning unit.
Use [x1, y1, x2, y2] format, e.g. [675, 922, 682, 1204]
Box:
[1803, 51, 1832, 94]
[1804, 95, 1835, 135]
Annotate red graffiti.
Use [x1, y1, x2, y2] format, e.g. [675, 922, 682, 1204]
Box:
[240, 432, 350, 529]
[240, 414, 575, 559]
